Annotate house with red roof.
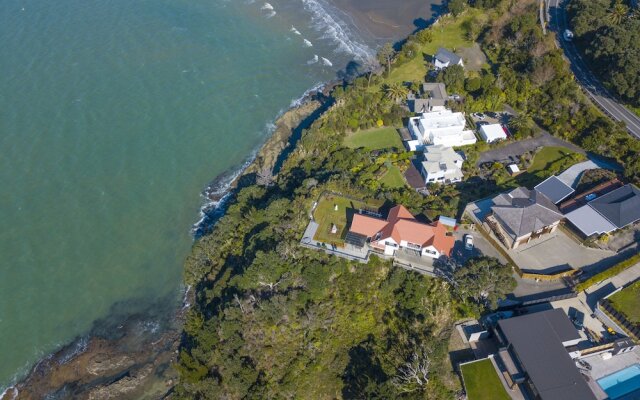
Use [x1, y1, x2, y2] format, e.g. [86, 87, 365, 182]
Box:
[347, 205, 455, 259]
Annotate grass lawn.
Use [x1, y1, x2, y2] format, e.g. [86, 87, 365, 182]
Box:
[608, 280, 640, 324]
[312, 194, 382, 245]
[460, 359, 511, 400]
[506, 146, 586, 189]
[380, 165, 406, 188]
[343, 127, 403, 150]
[382, 10, 481, 86]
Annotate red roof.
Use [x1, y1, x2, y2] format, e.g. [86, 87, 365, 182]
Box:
[348, 206, 455, 256]
[350, 214, 389, 237]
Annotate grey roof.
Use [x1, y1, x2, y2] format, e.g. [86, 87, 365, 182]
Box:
[535, 176, 575, 204]
[498, 309, 595, 400]
[589, 184, 640, 228]
[412, 99, 442, 113]
[491, 187, 563, 239]
[566, 205, 617, 236]
[434, 48, 462, 65]
[422, 82, 448, 101]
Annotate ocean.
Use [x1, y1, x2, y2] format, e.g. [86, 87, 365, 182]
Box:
[0, 0, 443, 391]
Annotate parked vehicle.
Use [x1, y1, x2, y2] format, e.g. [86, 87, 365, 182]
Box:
[486, 111, 498, 118]
[472, 113, 485, 120]
[464, 234, 474, 251]
[563, 29, 574, 42]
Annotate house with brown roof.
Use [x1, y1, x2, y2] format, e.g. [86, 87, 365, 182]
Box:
[348, 205, 455, 258]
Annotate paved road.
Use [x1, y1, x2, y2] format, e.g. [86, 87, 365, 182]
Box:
[548, 0, 640, 139]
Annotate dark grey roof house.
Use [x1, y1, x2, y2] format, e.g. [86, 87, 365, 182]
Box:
[589, 184, 640, 228]
[565, 184, 640, 237]
[535, 176, 575, 204]
[496, 309, 596, 400]
[433, 48, 463, 69]
[411, 83, 448, 113]
[489, 187, 563, 249]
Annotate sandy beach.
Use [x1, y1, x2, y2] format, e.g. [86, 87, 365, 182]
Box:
[329, 0, 445, 42]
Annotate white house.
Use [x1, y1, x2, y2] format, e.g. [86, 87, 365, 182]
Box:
[433, 48, 464, 70]
[479, 124, 507, 143]
[408, 110, 477, 147]
[421, 145, 464, 184]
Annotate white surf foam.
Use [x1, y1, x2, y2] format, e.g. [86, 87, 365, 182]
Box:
[321, 57, 332, 66]
[303, 39, 313, 47]
[0, 387, 18, 400]
[307, 54, 319, 64]
[261, 2, 273, 10]
[290, 25, 302, 35]
[301, 0, 375, 63]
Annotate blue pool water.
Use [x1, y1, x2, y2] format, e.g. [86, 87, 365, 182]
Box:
[597, 364, 640, 399]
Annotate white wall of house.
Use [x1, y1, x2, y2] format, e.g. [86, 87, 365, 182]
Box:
[421, 246, 441, 258]
[407, 112, 476, 147]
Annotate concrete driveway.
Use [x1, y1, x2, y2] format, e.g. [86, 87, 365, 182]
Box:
[509, 230, 615, 274]
[451, 225, 507, 266]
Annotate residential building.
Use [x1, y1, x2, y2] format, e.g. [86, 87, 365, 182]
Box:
[565, 184, 640, 237]
[478, 123, 507, 143]
[411, 82, 448, 113]
[433, 48, 464, 70]
[534, 176, 575, 204]
[407, 110, 477, 147]
[487, 187, 563, 249]
[347, 205, 455, 258]
[494, 309, 596, 400]
[421, 145, 464, 184]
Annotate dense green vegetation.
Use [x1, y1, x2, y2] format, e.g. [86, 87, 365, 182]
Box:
[567, 0, 640, 108]
[608, 280, 640, 324]
[380, 165, 407, 188]
[460, 359, 511, 400]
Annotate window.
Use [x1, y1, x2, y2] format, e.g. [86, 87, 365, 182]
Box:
[385, 241, 398, 248]
[424, 249, 437, 255]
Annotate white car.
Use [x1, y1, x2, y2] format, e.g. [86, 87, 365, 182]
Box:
[464, 234, 474, 251]
[563, 29, 574, 42]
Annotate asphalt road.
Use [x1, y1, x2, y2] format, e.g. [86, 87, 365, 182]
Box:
[548, 0, 640, 139]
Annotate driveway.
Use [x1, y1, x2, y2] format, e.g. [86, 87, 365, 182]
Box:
[509, 230, 616, 274]
[477, 132, 585, 166]
[451, 225, 507, 265]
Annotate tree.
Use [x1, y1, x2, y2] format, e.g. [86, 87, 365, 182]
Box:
[392, 345, 431, 393]
[452, 256, 516, 309]
[607, 1, 629, 25]
[509, 113, 535, 139]
[378, 43, 394, 76]
[436, 64, 465, 94]
[448, 0, 467, 17]
[384, 83, 409, 103]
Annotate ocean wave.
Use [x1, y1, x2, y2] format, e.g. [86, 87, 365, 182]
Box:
[260, 2, 273, 10]
[301, 0, 375, 63]
[321, 57, 332, 67]
[290, 25, 302, 35]
[307, 54, 319, 64]
[0, 387, 18, 400]
[303, 39, 313, 47]
[56, 336, 89, 365]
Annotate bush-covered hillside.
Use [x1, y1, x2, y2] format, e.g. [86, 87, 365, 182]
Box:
[567, 0, 640, 108]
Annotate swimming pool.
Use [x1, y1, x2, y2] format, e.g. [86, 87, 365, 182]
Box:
[597, 364, 640, 399]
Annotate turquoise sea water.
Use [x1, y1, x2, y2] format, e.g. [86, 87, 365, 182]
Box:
[0, 0, 375, 389]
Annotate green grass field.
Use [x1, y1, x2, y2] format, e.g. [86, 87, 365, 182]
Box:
[382, 10, 481, 85]
[528, 146, 585, 177]
[312, 194, 382, 245]
[380, 165, 406, 188]
[461, 359, 511, 400]
[608, 280, 640, 324]
[343, 127, 403, 150]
